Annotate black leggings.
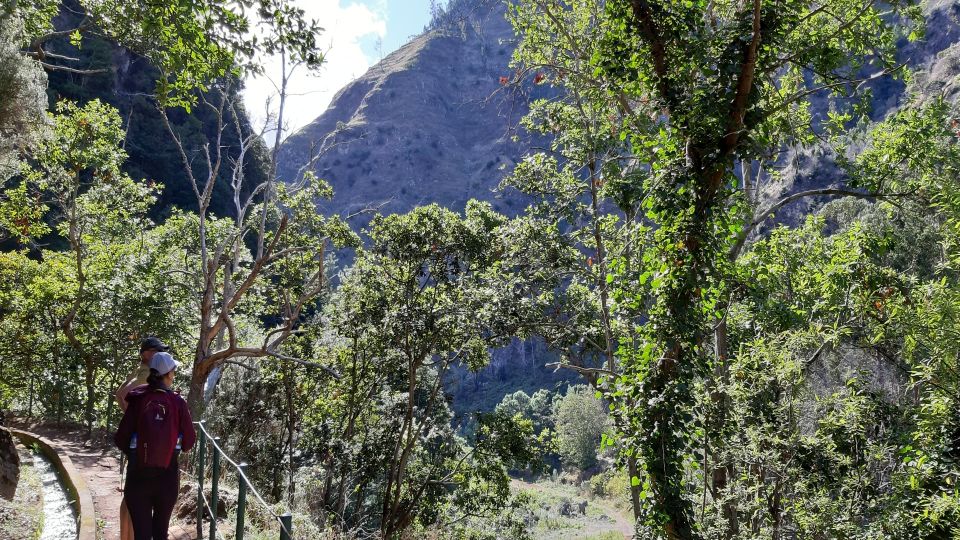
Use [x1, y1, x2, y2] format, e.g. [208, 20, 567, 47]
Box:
[125, 457, 180, 540]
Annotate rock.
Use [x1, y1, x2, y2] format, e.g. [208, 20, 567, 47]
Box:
[174, 481, 234, 523]
[521, 509, 538, 527]
[0, 427, 19, 500]
[557, 498, 588, 517]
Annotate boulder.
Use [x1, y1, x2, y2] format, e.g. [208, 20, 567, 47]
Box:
[0, 427, 19, 500]
[174, 481, 233, 523]
[557, 498, 588, 517]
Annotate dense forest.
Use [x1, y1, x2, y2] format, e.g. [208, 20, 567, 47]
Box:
[3, 0, 960, 538]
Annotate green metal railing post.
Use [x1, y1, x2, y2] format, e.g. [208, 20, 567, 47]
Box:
[196, 422, 206, 540]
[235, 462, 248, 540]
[279, 513, 293, 540]
[191, 424, 294, 540]
[209, 437, 221, 540]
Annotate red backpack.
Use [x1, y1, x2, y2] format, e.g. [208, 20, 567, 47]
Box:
[136, 389, 178, 468]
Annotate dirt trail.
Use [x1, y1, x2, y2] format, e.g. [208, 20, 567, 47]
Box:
[9, 420, 195, 540]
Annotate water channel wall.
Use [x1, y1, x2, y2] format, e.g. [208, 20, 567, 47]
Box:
[8, 428, 96, 540]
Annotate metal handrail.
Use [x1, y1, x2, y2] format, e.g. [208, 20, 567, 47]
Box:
[192, 421, 294, 540]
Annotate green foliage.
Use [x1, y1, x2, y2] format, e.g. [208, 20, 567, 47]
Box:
[6, 2, 960, 540]
[553, 385, 608, 471]
[495, 389, 555, 433]
[79, 0, 323, 110]
[0, 11, 47, 182]
[505, 0, 957, 538]
[589, 468, 632, 511]
[226, 202, 550, 538]
[0, 99, 190, 429]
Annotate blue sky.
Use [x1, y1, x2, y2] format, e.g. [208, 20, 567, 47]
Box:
[358, 0, 437, 60]
[244, 1, 440, 138]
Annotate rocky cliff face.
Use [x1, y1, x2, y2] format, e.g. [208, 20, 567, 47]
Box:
[762, 1, 960, 225]
[276, 0, 542, 219]
[279, 1, 960, 225]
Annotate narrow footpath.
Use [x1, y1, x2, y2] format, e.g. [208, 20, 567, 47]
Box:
[9, 420, 195, 540]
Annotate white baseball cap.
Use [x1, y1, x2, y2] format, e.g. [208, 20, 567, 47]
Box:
[148, 352, 179, 375]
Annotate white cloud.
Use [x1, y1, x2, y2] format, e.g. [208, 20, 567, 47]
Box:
[243, 0, 387, 144]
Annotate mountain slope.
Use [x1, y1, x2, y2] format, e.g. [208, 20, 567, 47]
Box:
[280, 1, 960, 224]
[41, 0, 269, 220]
[276, 0, 541, 218]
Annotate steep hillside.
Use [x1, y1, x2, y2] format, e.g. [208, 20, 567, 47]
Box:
[765, 1, 960, 224]
[280, 1, 960, 222]
[41, 1, 269, 219]
[276, 0, 542, 218]
[276, 0, 960, 414]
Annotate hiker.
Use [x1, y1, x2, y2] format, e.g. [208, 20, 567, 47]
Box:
[115, 336, 170, 540]
[115, 352, 196, 540]
[116, 337, 170, 411]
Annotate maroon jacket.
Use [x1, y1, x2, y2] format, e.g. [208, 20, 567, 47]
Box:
[114, 384, 197, 467]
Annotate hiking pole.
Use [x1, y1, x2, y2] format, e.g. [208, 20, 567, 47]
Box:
[118, 452, 126, 492]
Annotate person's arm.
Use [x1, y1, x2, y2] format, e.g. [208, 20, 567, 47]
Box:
[178, 397, 197, 452]
[114, 400, 136, 452]
[114, 379, 135, 412]
[115, 366, 144, 412]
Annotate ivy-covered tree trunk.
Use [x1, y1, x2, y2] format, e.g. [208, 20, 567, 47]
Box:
[648, 204, 725, 539]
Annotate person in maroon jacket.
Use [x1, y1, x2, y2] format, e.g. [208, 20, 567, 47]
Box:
[115, 352, 196, 540]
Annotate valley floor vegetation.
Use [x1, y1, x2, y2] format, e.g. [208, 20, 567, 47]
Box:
[3, 0, 960, 538]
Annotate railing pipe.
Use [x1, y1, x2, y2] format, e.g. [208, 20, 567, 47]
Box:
[195, 423, 206, 540]
[209, 436, 221, 540]
[193, 423, 292, 540]
[236, 462, 248, 540]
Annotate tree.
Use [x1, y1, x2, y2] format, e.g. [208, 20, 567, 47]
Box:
[553, 385, 607, 471]
[286, 202, 543, 537]
[135, 0, 356, 416]
[495, 390, 532, 419]
[509, 0, 924, 537]
[158, 92, 355, 415]
[0, 100, 189, 431]
[825, 99, 960, 537]
[503, 0, 650, 516]
[342, 202, 517, 537]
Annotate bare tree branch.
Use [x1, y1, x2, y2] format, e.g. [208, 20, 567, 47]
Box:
[729, 188, 915, 260]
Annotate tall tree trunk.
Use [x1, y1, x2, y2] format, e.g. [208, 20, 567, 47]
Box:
[712, 319, 737, 537]
[627, 455, 642, 522]
[187, 355, 213, 418]
[84, 359, 95, 438]
[641, 184, 727, 540]
[643, 343, 695, 540]
[284, 364, 296, 506]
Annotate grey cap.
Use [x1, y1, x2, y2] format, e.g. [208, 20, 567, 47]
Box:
[140, 336, 170, 352]
[148, 352, 179, 376]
